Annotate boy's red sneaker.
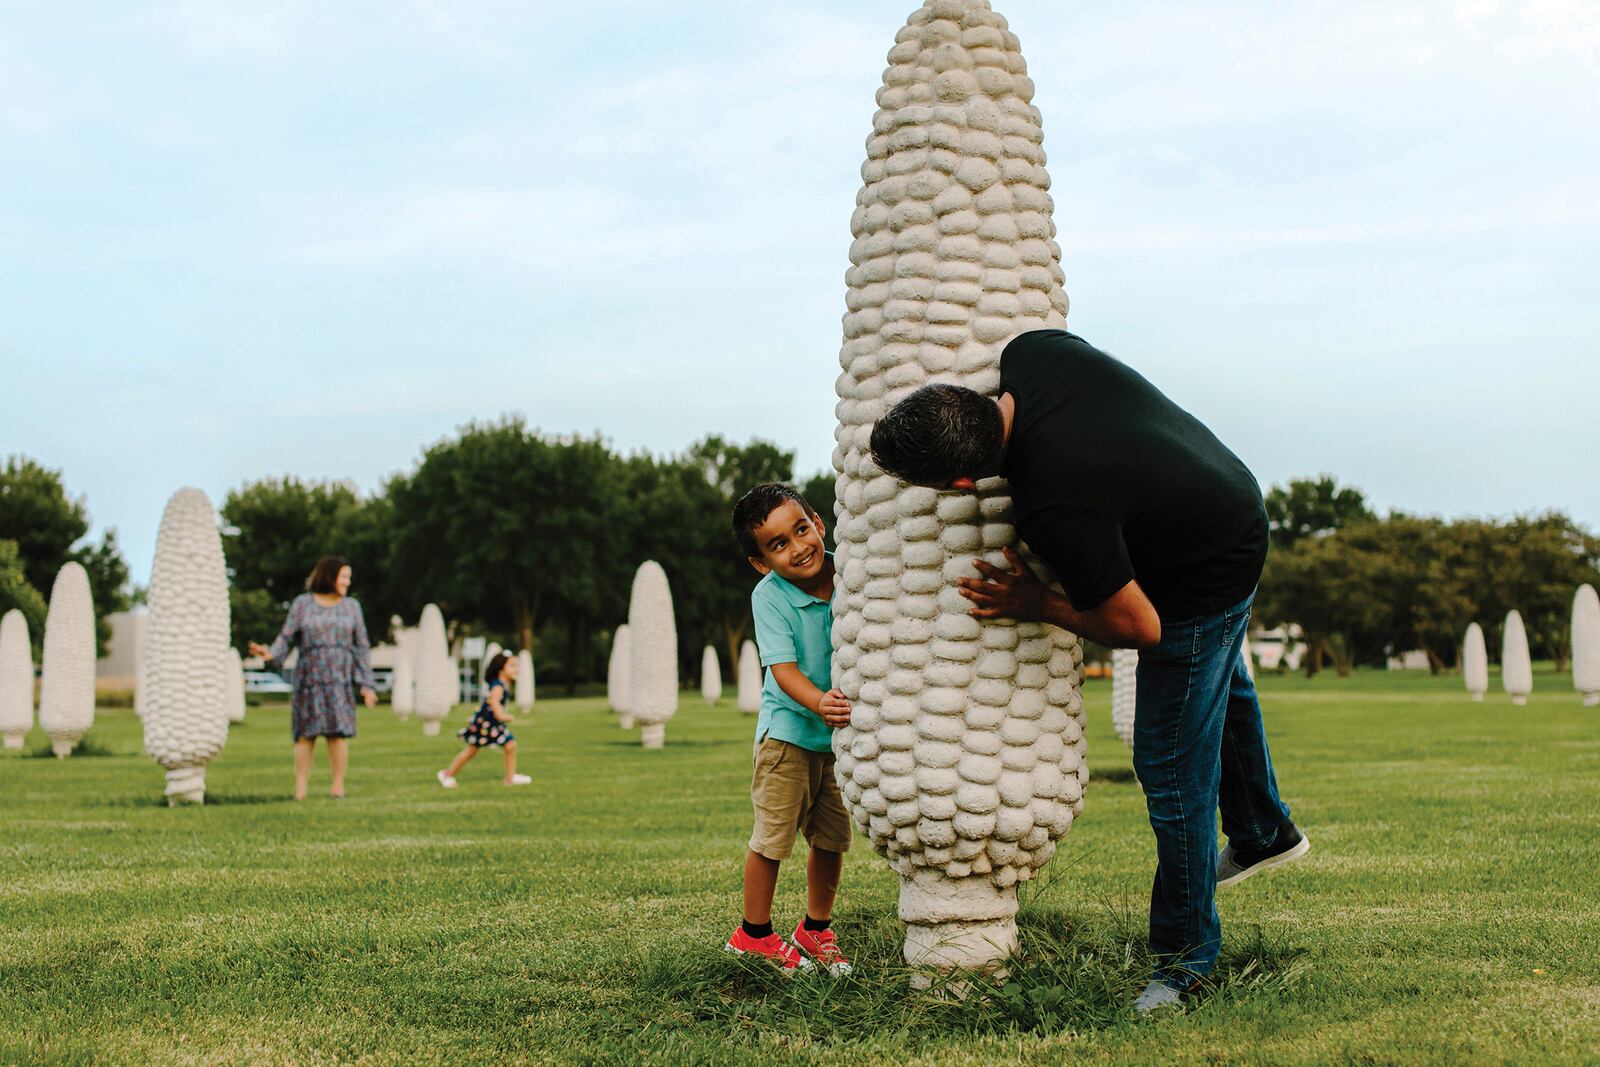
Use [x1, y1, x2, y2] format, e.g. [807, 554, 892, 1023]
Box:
[725, 927, 810, 972]
[791, 922, 852, 977]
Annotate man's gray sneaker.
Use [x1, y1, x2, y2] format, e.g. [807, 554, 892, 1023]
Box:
[1133, 979, 1186, 1014]
[1217, 819, 1310, 888]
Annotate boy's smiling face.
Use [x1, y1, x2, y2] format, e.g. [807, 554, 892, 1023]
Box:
[748, 500, 827, 583]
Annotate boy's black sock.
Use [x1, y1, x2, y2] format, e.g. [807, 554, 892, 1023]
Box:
[802, 916, 831, 932]
[741, 920, 773, 940]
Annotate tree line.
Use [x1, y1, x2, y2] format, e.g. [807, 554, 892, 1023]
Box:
[219, 421, 837, 690]
[5, 447, 1597, 686]
[1255, 476, 1600, 676]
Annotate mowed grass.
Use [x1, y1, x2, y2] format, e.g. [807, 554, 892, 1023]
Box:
[2, 669, 1598, 1065]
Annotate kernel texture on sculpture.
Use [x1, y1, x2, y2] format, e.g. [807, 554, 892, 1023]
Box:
[1462, 623, 1488, 701]
[0, 609, 34, 749]
[1110, 648, 1138, 749]
[701, 645, 722, 706]
[736, 639, 761, 714]
[608, 624, 633, 729]
[143, 489, 231, 802]
[1572, 585, 1600, 706]
[1502, 610, 1532, 706]
[414, 604, 453, 735]
[39, 561, 97, 759]
[627, 562, 678, 749]
[830, 0, 1085, 975]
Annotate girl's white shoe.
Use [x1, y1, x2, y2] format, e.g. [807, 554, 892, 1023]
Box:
[504, 774, 532, 786]
[436, 770, 458, 789]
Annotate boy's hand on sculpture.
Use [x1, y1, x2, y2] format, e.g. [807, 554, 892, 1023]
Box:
[958, 547, 1046, 622]
[818, 689, 853, 729]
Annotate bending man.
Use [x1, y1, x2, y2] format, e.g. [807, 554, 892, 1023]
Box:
[869, 328, 1308, 1012]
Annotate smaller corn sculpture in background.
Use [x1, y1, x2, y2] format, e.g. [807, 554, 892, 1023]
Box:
[0, 609, 33, 749]
[224, 646, 246, 724]
[627, 562, 678, 750]
[1110, 648, 1138, 749]
[1502, 610, 1532, 706]
[1571, 585, 1600, 706]
[737, 639, 761, 714]
[608, 625, 633, 729]
[39, 562, 96, 758]
[414, 604, 454, 736]
[701, 645, 722, 706]
[1462, 623, 1488, 701]
[516, 650, 535, 709]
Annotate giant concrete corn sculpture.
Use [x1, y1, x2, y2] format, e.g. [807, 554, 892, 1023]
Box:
[831, 0, 1085, 974]
[224, 645, 246, 724]
[516, 650, 535, 709]
[1572, 585, 1600, 706]
[414, 604, 453, 735]
[1502, 610, 1532, 706]
[39, 561, 97, 758]
[608, 625, 633, 729]
[701, 645, 722, 706]
[627, 561, 678, 749]
[0, 609, 33, 749]
[737, 639, 761, 714]
[143, 488, 231, 802]
[1110, 648, 1138, 749]
[1462, 622, 1488, 701]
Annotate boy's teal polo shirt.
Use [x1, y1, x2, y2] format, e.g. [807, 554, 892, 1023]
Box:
[751, 560, 835, 754]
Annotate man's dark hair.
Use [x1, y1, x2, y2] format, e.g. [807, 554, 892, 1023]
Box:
[869, 383, 1005, 486]
[731, 483, 817, 559]
[305, 555, 349, 595]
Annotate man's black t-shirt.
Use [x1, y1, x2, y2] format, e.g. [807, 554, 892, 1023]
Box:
[998, 329, 1268, 621]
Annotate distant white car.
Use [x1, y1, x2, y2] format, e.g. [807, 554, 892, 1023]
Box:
[243, 670, 292, 694]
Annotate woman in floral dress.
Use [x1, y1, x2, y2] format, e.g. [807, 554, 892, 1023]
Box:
[249, 556, 376, 800]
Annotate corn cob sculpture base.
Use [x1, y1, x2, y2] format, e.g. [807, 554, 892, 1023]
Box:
[832, 0, 1085, 980]
[1, 738, 20, 751]
[640, 723, 665, 749]
[165, 765, 207, 805]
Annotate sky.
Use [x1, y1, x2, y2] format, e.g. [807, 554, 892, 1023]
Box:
[2, 0, 1598, 584]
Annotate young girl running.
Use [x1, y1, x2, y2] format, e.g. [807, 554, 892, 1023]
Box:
[437, 651, 531, 788]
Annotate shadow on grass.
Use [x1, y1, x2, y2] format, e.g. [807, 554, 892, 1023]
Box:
[625, 900, 1305, 1047]
[22, 735, 123, 759]
[96, 791, 294, 808]
[1089, 766, 1139, 785]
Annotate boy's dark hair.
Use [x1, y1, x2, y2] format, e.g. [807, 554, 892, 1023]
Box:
[484, 651, 510, 683]
[306, 555, 349, 595]
[869, 384, 1005, 487]
[731, 483, 817, 559]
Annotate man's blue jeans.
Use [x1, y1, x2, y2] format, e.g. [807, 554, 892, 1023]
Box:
[1132, 589, 1291, 988]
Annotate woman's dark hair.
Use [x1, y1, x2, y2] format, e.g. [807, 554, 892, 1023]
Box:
[484, 651, 510, 682]
[731, 483, 817, 559]
[306, 555, 350, 595]
[869, 384, 1005, 487]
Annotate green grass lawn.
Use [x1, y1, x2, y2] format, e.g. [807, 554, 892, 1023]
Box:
[3, 669, 1598, 1065]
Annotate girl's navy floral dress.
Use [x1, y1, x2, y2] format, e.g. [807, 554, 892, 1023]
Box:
[459, 679, 514, 747]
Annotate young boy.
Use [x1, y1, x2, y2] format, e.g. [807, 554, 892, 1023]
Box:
[724, 483, 854, 975]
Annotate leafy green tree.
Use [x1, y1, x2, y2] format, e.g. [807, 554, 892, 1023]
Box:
[1264, 476, 1374, 551]
[387, 421, 625, 682]
[0, 539, 47, 655]
[682, 436, 795, 671]
[0, 455, 130, 655]
[801, 470, 838, 553]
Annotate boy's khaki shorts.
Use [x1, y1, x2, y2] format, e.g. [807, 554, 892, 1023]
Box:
[749, 737, 853, 861]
